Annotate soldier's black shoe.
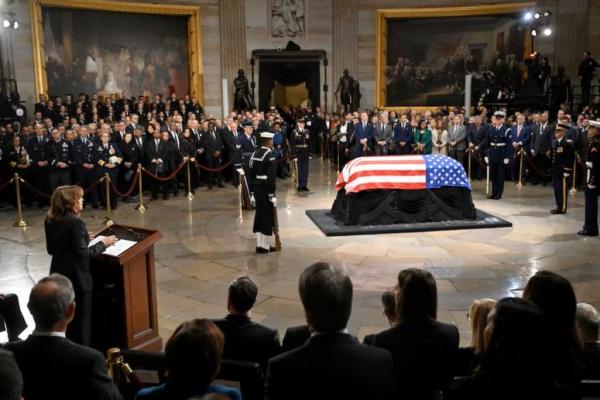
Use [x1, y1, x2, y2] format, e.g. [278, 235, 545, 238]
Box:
[578, 230, 599, 237]
[550, 209, 565, 214]
[269, 246, 278, 252]
[256, 247, 269, 254]
[303, 187, 310, 192]
[493, 195, 501, 200]
[486, 194, 495, 199]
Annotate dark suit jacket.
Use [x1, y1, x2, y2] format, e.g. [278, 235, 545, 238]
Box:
[373, 317, 459, 400]
[212, 314, 281, 371]
[44, 214, 106, 293]
[5, 335, 122, 400]
[531, 123, 554, 154]
[266, 333, 395, 400]
[281, 325, 311, 353]
[202, 130, 224, 156]
[353, 122, 374, 156]
[144, 139, 169, 172]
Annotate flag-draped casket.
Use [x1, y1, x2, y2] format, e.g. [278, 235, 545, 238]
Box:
[332, 155, 477, 225]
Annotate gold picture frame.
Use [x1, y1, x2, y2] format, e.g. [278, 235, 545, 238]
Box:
[375, 2, 535, 110]
[29, 0, 203, 101]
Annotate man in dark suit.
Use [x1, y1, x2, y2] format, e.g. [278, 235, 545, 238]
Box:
[530, 111, 554, 185]
[0, 348, 22, 400]
[5, 274, 122, 400]
[202, 121, 225, 189]
[212, 276, 280, 372]
[266, 262, 395, 400]
[145, 128, 170, 200]
[281, 325, 312, 353]
[353, 111, 374, 157]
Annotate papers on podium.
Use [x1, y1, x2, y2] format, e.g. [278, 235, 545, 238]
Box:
[89, 236, 137, 256]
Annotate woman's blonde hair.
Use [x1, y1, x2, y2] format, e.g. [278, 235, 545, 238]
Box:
[469, 298, 496, 354]
[47, 185, 84, 222]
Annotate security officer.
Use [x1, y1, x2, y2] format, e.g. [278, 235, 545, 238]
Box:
[550, 123, 575, 214]
[579, 120, 600, 236]
[483, 111, 511, 200]
[291, 118, 311, 192]
[47, 127, 72, 193]
[27, 124, 50, 206]
[71, 126, 99, 208]
[96, 128, 122, 210]
[249, 132, 277, 254]
[239, 121, 257, 175]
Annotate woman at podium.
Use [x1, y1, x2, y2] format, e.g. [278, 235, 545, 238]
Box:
[44, 185, 117, 346]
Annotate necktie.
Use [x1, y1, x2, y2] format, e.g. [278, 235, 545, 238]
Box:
[212, 132, 216, 140]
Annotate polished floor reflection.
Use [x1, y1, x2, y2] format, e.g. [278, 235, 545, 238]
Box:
[1, 159, 598, 346]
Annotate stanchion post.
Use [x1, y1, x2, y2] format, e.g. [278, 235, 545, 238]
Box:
[467, 149, 472, 182]
[516, 149, 524, 188]
[486, 162, 490, 197]
[135, 164, 146, 212]
[12, 174, 26, 228]
[103, 173, 113, 226]
[570, 157, 577, 195]
[186, 159, 194, 200]
[336, 141, 340, 170]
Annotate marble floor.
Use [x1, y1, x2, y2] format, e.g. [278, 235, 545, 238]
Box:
[1, 158, 599, 346]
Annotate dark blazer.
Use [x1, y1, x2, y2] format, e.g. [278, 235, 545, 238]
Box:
[353, 122, 374, 157]
[202, 129, 224, 156]
[5, 335, 122, 400]
[212, 314, 281, 371]
[373, 317, 459, 400]
[281, 325, 312, 353]
[44, 214, 106, 293]
[266, 333, 395, 400]
[145, 139, 169, 171]
[531, 122, 554, 154]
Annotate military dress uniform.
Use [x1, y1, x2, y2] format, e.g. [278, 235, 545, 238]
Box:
[47, 138, 73, 192]
[250, 133, 277, 254]
[483, 115, 512, 200]
[550, 126, 575, 214]
[6, 145, 33, 206]
[580, 121, 600, 236]
[291, 123, 310, 191]
[72, 136, 99, 207]
[96, 142, 122, 209]
[27, 135, 50, 205]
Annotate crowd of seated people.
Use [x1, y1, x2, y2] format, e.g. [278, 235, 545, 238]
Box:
[2, 263, 600, 400]
[1, 89, 600, 209]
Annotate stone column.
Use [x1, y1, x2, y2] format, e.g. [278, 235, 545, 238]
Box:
[219, 0, 248, 111]
[554, 0, 589, 80]
[332, 0, 358, 112]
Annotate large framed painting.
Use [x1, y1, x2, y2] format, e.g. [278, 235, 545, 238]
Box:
[29, 0, 202, 100]
[375, 3, 534, 109]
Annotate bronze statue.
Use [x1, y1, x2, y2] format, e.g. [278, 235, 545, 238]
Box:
[233, 69, 255, 112]
[335, 69, 360, 113]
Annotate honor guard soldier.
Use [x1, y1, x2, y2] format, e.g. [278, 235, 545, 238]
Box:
[28, 124, 50, 206]
[249, 132, 278, 254]
[72, 126, 99, 208]
[483, 111, 511, 200]
[47, 127, 73, 193]
[239, 121, 257, 193]
[579, 120, 600, 236]
[292, 118, 311, 192]
[550, 123, 575, 214]
[96, 129, 123, 210]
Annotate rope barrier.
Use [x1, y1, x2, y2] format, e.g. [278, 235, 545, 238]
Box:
[141, 160, 187, 182]
[109, 172, 139, 198]
[0, 178, 14, 193]
[523, 152, 552, 178]
[84, 178, 104, 194]
[19, 179, 52, 199]
[194, 159, 233, 172]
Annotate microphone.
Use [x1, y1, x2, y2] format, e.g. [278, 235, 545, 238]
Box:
[126, 228, 141, 241]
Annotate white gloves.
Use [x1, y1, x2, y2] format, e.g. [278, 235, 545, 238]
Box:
[484, 156, 489, 164]
[563, 173, 570, 178]
[503, 158, 509, 165]
[250, 195, 256, 207]
[270, 197, 277, 207]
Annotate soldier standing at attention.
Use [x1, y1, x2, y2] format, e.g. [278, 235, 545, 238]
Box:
[249, 132, 278, 254]
[292, 118, 311, 192]
[550, 123, 576, 215]
[482, 111, 511, 200]
[579, 120, 600, 236]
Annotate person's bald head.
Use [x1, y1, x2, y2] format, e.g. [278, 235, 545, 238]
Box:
[27, 274, 75, 332]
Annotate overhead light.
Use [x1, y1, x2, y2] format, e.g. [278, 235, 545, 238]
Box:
[524, 11, 533, 21]
[543, 27, 552, 36]
[534, 12, 541, 19]
[531, 29, 537, 37]
[543, 11, 551, 17]
[2, 19, 10, 28]
[13, 21, 18, 29]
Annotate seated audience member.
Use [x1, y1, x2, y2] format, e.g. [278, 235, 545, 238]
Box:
[0, 349, 22, 400]
[212, 276, 281, 371]
[266, 262, 395, 400]
[373, 268, 459, 400]
[281, 324, 312, 353]
[446, 298, 579, 400]
[135, 319, 241, 400]
[454, 298, 496, 376]
[0, 293, 27, 342]
[5, 274, 122, 400]
[523, 270, 582, 388]
[576, 303, 600, 379]
[364, 290, 397, 345]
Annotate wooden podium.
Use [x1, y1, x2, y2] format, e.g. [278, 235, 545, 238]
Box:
[90, 224, 162, 353]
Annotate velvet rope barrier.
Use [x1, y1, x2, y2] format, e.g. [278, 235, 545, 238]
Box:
[108, 171, 140, 198]
[141, 160, 187, 182]
[0, 177, 14, 193]
[523, 152, 552, 178]
[194, 159, 233, 172]
[84, 177, 105, 194]
[18, 178, 52, 199]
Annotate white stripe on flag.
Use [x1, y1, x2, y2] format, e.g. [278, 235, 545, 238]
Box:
[344, 174, 426, 192]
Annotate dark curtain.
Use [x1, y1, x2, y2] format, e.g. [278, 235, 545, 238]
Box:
[258, 61, 320, 111]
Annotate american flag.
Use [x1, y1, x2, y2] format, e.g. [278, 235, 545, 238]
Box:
[336, 155, 472, 194]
